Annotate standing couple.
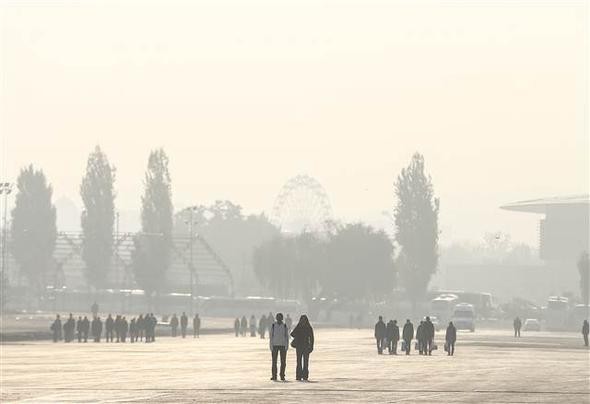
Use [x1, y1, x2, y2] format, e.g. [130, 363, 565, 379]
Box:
[269, 313, 314, 381]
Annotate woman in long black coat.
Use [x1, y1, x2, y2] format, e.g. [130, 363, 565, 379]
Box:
[290, 315, 314, 381]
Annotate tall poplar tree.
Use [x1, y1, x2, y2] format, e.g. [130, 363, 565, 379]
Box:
[80, 146, 116, 289]
[132, 149, 173, 296]
[10, 165, 57, 293]
[394, 153, 439, 305]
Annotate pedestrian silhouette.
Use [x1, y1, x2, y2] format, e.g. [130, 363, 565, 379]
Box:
[582, 319, 589, 347]
[241, 316, 248, 337]
[445, 321, 457, 356]
[234, 317, 240, 337]
[259, 314, 267, 339]
[50, 314, 62, 342]
[290, 315, 314, 381]
[91, 316, 102, 342]
[386, 319, 399, 354]
[170, 314, 179, 337]
[250, 315, 257, 337]
[269, 313, 289, 381]
[374, 316, 386, 354]
[180, 312, 188, 338]
[513, 317, 522, 337]
[402, 319, 414, 355]
[193, 314, 201, 338]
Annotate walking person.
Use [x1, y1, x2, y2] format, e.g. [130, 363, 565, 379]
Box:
[105, 314, 114, 342]
[115, 315, 122, 342]
[416, 321, 425, 354]
[445, 321, 457, 356]
[513, 317, 522, 338]
[193, 314, 201, 338]
[285, 314, 293, 330]
[76, 316, 83, 342]
[386, 319, 398, 354]
[290, 315, 314, 381]
[425, 316, 435, 355]
[81, 316, 90, 342]
[91, 316, 102, 342]
[374, 316, 386, 354]
[121, 317, 129, 342]
[582, 320, 589, 347]
[129, 318, 137, 342]
[241, 316, 248, 337]
[250, 315, 257, 337]
[50, 314, 62, 342]
[259, 314, 267, 339]
[269, 313, 289, 381]
[402, 319, 414, 355]
[234, 317, 240, 337]
[180, 312, 188, 338]
[170, 314, 179, 337]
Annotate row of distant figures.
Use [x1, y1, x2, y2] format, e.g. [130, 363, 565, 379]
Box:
[49, 312, 202, 343]
[233, 313, 294, 338]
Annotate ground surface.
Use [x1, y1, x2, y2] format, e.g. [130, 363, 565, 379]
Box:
[1, 328, 589, 403]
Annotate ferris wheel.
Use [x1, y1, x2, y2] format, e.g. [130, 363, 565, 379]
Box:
[271, 174, 334, 234]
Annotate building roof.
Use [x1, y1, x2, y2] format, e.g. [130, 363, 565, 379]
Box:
[500, 194, 590, 214]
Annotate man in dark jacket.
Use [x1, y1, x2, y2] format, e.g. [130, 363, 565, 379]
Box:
[234, 317, 240, 337]
[374, 316, 387, 354]
[402, 319, 414, 355]
[81, 316, 90, 342]
[170, 314, 179, 337]
[424, 316, 435, 355]
[91, 316, 103, 342]
[50, 314, 62, 342]
[121, 317, 129, 342]
[513, 317, 522, 338]
[180, 312, 188, 338]
[416, 321, 425, 354]
[105, 314, 114, 342]
[259, 315, 267, 339]
[445, 321, 457, 355]
[76, 316, 83, 342]
[582, 320, 589, 347]
[386, 320, 400, 355]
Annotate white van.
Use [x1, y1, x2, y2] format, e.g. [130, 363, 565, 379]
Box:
[452, 303, 475, 332]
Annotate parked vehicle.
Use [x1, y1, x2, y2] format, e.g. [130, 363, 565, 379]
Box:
[452, 303, 475, 332]
[523, 318, 541, 332]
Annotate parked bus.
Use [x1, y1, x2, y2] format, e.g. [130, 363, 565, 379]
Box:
[430, 294, 459, 324]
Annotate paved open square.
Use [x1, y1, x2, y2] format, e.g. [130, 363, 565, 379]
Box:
[1, 328, 589, 403]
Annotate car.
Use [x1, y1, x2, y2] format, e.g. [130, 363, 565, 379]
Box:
[523, 318, 541, 332]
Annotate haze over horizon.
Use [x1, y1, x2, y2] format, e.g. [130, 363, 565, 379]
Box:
[1, 0, 588, 245]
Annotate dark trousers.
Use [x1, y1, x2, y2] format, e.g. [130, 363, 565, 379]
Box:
[404, 338, 411, 355]
[584, 334, 588, 346]
[426, 338, 433, 355]
[296, 349, 310, 380]
[514, 328, 520, 337]
[376, 338, 386, 354]
[172, 327, 177, 337]
[447, 341, 455, 355]
[106, 330, 114, 342]
[271, 346, 287, 379]
[181, 327, 187, 338]
[388, 338, 398, 354]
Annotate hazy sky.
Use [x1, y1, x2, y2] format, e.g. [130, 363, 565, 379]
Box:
[1, 0, 588, 245]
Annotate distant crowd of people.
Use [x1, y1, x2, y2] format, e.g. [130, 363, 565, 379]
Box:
[374, 316, 456, 356]
[51, 312, 160, 343]
[233, 313, 293, 339]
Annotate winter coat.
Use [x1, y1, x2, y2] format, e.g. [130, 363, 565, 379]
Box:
[291, 323, 314, 353]
[269, 321, 289, 349]
[402, 322, 414, 340]
[374, 320, 386, 339]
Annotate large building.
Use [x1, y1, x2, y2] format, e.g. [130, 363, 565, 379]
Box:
[501, 194, 589, 298]
[501, 194, 589, 261]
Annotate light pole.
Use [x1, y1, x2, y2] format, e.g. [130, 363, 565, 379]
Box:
[0, 182, 13, 286]
[184, 207, 198, 316]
